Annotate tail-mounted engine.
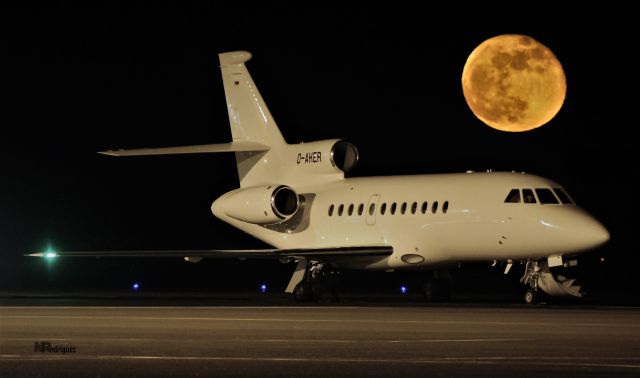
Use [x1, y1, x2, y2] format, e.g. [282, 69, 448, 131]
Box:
[214, 185, 299, 224]
[292, 139, 359, 174]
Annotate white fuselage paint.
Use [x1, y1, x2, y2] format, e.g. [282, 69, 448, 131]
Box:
[212, 171, 609, 271]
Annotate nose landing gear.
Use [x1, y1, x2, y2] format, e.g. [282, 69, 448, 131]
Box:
[521, 259, 583, 304]
[521, 261, 542, 304]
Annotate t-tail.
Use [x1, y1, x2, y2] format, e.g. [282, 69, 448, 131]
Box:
[99, 51, 358, 189]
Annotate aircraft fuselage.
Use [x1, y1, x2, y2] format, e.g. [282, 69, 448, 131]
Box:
[212, 171, 609, 271]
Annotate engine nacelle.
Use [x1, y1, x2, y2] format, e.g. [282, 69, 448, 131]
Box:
[291, 139, 359, 174]
[215, 185, 299, 224]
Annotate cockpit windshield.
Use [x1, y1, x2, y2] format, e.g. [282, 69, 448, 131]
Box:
[522, 189, 536, 204]
[504, 187, 575, 205]
[504, 189, 521, 203]
[535, 188, 559, 204]
[553, 188, 574, 204]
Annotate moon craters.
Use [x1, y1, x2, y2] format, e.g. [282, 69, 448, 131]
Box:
[461, 34, 566, 132]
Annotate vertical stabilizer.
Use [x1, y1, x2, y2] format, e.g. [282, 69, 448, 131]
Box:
[219, 51, 286, 146]
[219, 51, 288, 187]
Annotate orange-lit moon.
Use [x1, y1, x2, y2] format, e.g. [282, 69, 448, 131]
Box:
[461, 34, 566, 132]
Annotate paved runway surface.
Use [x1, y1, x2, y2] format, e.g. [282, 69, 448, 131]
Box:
[1, 303, 639, 377]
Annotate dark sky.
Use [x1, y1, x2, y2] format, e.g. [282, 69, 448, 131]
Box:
[1, 5, 637, 296]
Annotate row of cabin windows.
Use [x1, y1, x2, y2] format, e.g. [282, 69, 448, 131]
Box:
[328, 201, 449, 217]
[504, 187, 574, 205]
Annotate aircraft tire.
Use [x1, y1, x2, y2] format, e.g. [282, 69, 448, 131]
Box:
[524, 289, 538, 305]
[293, 282, 313, 301]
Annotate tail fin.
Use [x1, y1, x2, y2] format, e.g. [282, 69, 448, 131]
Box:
[219, 51, 286, 147]
[219, 51, 288, 187]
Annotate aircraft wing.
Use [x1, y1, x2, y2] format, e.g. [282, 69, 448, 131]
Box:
[98, 141, 269, 156]
[26, 246, 393, 260]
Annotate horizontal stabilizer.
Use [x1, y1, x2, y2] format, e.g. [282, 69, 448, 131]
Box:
[26, 246, 392, 260]
[99, 142, 269, 157]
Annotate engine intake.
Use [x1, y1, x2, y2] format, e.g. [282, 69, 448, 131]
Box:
[291, 139, 359, 175]
[330, 140, 359, 172]
[214, 185, 299, 224]
[271, 185, 298, 218]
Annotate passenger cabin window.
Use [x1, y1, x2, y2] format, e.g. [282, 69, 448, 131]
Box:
[338, 204, 344, 215]
[390, 203, 397, 215]
[522, 189, 536, 204]
[535, 188, 559, 204]
[380, 203, 387, 215]
[432, 201, 438, 213]
[421, 202, 428, 214]
[553, 188, 574, 204]
[369, 203, 376, 216]
[348, 204, 354, 215]
[411, 202, 417, 214]
[401, 202, 407, 215]
[328, 204, 334, 216]
[358, 203, 364, 215]
[504, 189, 521, 203]
[443, 201, 449, 214]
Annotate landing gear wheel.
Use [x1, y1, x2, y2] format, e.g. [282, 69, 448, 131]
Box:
[422, 282, 436, 302]
[524, 289, 537, 305]
[315, 287, 339, 303]
[290, 262, 341, 303]
[422, 281, 452, 302]
[293, 282, 313, 302]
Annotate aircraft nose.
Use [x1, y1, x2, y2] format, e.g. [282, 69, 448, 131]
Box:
[546, 208, 610, 253]
[586, 216, 610, 247]
[574, 212, 610, 250]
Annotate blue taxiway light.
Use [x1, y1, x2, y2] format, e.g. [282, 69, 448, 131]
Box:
[132, 283, 140, 291]
[260, 284, 268, 293]
[400, 285, 408, 294]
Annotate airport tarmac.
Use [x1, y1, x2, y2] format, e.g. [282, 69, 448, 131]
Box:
[1, 298, 639, 377]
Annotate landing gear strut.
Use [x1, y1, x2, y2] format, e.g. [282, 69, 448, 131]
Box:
[521, 261, 542, 304]
[291, 261, 340, 302]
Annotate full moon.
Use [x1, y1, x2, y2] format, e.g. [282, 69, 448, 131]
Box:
[461, 34, 566, 132]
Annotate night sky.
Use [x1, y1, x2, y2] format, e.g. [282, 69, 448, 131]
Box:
[1, 5, 637, 298]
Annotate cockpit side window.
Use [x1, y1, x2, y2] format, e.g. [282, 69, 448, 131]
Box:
[553, 188, 574, 204]
[504, 189, 521, 203]
[535, 188, 559, 204]
[522, 189, 536, 204]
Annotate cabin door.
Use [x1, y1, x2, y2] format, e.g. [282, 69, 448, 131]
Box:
[366, 194, 380, 226]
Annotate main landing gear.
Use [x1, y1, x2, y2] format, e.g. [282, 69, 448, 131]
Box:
[290, 260, 340, 302]
[421, 270, 453, 302]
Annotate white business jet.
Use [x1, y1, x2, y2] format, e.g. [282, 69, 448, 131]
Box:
[30, 51, 609, 304]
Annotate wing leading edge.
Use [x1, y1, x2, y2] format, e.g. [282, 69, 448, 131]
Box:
[27, 246, 393, 260]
